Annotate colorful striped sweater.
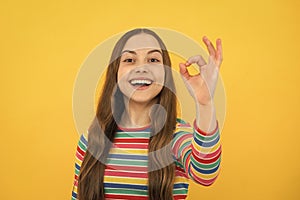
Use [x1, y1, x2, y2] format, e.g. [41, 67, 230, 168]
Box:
[71, 119, 222, 200]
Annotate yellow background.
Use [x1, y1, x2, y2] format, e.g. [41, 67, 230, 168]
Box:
[1, 0, 299, 199]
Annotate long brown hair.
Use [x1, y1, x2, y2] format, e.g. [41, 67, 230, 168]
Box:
[78, 28, 177, 200]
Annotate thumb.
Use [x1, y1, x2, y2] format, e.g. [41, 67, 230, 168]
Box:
[179, 63, 190, 80]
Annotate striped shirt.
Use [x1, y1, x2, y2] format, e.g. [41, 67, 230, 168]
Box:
[71, 119, 222, 199]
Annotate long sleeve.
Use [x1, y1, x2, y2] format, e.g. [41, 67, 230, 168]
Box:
[71, 134, 88, 200]
[172, 119, 222, 186]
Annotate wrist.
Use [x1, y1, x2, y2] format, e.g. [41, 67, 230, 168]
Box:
[195, 100, 217, 133]
[196, 100, 216, 115]
[193, 119, 219, 136]
[196, 99, 214, 107]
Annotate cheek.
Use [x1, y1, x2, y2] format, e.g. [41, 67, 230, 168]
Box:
[117, 71, 121, 83]
[117, 67, 126, 83]
[117, 67, 130, 95]
[153, 66, 165, 84]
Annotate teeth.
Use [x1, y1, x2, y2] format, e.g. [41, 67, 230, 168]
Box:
[130, 79, 152, 85]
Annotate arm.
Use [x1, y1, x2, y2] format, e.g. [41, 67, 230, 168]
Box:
[71, 134, 88, 200]
[173, 119, 221, 186]
[179, 36, 222, 132]
[174, 36, 223, 185]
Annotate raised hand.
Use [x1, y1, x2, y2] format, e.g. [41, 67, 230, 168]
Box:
[179, 36, 223, 106]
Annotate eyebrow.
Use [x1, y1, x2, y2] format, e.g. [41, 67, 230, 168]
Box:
[121, 49, 162, 55]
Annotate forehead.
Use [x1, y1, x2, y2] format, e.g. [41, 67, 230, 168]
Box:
[122, 33, 161, 51]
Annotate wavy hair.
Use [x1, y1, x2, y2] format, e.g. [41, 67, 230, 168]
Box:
[78, 28, 177, 200]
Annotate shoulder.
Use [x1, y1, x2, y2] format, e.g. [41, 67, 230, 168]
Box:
[82, 130, 89, 142]
[174, 118, 193, 136]
[172, 119, 194, 158]
[175, 118, 192, 129]
[77, 130, 89, 150]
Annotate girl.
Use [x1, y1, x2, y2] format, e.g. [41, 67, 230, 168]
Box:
[71, 28, 223, 200]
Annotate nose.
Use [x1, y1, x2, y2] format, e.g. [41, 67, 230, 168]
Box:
[134, 65, 149, 73]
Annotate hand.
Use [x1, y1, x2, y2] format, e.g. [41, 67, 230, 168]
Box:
[179, 36, 223, 105]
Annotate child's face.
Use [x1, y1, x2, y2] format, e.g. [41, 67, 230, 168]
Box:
[117, 33, 165, 104]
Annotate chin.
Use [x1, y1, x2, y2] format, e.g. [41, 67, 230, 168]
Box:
[128, 94, 158, 104]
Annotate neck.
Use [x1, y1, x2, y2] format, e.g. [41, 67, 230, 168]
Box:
[120, 98, 157, 128]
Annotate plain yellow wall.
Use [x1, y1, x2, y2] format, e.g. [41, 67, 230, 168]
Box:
[1, 0, 299, 199]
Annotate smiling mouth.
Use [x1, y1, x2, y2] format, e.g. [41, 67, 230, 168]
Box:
[129, 79, 153, 87]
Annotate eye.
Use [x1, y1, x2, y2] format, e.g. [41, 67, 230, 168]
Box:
[123, 58, 134, 63]
[149, 58, 161, 63]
